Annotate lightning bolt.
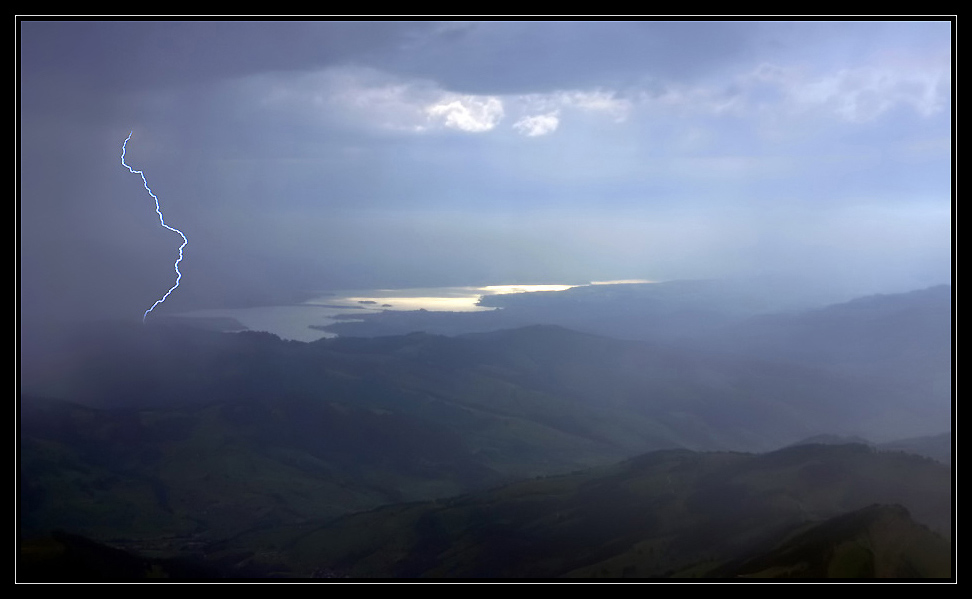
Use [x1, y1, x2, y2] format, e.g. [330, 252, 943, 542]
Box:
[121, 131, 188, 323]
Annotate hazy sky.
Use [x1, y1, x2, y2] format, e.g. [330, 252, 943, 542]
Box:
[19, 20, 952, 324]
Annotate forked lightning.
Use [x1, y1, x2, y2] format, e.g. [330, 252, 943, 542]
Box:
[121, 131, 188, 322]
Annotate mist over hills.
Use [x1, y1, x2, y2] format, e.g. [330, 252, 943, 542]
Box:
[694, 284, 951, 376]
[319, 279, 951, 359]
[319, 277, 864, 340]
[19, 18, 953, 580]
[18, 283, 953, 579]
[319, 282, 951, 439]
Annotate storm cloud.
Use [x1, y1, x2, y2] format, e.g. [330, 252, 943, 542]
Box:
[19, 20, 952, 329]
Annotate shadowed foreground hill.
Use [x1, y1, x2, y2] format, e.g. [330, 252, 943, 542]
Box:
[272, 443, 950, 579]
[18, 531, 224, 581]
[19, 444, 951, 580]
[713, 504, 952, 579]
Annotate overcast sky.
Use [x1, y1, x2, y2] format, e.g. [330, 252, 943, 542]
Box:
[19, 20, 952, 325]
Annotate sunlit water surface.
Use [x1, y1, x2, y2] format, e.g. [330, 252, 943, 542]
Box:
[176, 283, 612, 342]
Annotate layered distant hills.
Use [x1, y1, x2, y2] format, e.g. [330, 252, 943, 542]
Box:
[18, 283, 952, 579]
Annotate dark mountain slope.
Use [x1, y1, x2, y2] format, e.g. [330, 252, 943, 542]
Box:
[18, 531, 226, 581]
[711, 503, 951, 579]
[785, 431, 952, 467]
[270, 443, 950, 578]
[20, 312, 950, 562]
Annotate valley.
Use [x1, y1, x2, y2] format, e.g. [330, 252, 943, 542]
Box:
[17, 283, 953, 579]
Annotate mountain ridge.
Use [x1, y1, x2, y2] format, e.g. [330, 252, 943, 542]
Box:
[19, 284, 953, 579]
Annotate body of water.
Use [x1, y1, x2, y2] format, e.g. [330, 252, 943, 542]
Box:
[176, 284, 589, 342]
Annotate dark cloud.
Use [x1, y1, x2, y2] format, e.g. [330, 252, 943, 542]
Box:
[20, 20, 431, 95]
[377, 21, 757, 94]
[18, 20, 952, 332]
